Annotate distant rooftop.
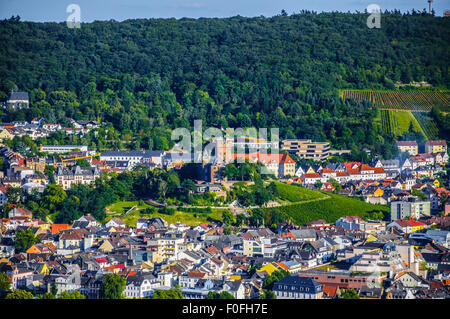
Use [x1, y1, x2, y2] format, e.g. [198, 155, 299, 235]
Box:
[8, 92, 29, 101]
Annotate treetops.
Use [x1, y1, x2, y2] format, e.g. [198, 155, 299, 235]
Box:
[0, 12, 447, 159]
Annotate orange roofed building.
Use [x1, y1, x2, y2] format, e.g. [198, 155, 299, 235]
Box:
[232, 151, 295, 178]
[51, 223, 72, 234]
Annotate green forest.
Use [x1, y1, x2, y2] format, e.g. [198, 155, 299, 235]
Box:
[0, 11, 449, 160]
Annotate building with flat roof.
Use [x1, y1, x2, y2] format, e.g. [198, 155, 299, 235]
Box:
[40, 145, 88, 154]
[390, 198, 430, 221]
[282, 139, 350, 161]
[100, 150, 165, 168]
[282, 139, 330, 161]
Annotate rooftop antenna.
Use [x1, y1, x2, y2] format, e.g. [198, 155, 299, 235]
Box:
[428, 0, 433, 14]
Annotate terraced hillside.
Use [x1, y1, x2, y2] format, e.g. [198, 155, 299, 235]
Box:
[412, 111, 440, 140]
[341, 90, 450, 112]
[261, 183, 389, 225]
[379, 109, 426, 138]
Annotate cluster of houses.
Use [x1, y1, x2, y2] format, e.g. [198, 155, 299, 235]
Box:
[0, 209, 449, 299]
[0, 92, 448, 299]
[285, 140, 449, 215]
[0, 118, 100, 141]
[0, 145, 101, 193]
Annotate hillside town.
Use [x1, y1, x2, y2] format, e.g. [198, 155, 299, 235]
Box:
[0, 91, 449, 300]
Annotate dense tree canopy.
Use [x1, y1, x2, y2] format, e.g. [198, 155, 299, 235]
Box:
[152, 286, 184, 299]
[5, 289, 34, 299]
[14, 228, 41, 253]
[0, 12, 448, 158]
[101, 273, 126, 299]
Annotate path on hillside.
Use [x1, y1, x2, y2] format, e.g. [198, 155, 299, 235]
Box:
[172, 192, 333, 216]
[106, 192, 332, 218]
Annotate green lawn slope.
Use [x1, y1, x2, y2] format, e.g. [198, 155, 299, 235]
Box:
[261, 189, 389, 225]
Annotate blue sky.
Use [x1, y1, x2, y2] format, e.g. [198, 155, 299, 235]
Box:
[0, 0, 448, 21]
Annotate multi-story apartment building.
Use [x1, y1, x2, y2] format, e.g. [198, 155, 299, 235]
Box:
[396, 141, 418, 156]
[54, 165, 100, 190]
[390, 198, 431, 221]
[100, 150, 165, 168]
[425, 140, 447, 154]
[349, 248, 406, 274]
[155, 233, 186, 262]
[243, 238, 264, 257]
[25, 157, 46, 173]
[40, 145, 89, 154]
[282, 139, 330, 161]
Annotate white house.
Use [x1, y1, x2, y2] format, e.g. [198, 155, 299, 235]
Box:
[124, 273, 161, 299]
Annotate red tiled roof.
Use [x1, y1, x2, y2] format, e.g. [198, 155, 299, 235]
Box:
[335, 172, 349, 177]
[322, 285, 338, 297]
[0, 184, 8, 194]
[95, 257, 108, 263]
[373, 167, 386, 174]
[303, 173, 321, 178]
[211, 257, 223, 265]
[426, 140, 447, 146]
[241, 232, 254, 240]
[394, 219, 426, 227]
[278, 232, 295, 240]
[60, 232, 83, 240]
[51, 224, 72, 234]
[188, 270, 206, 278]
[396, 141, 418, 146]
[105, 264, 125, 270]
[360, 164, 373, 171]
[205, 245, 220, 255]
[276, 262, 289, 271]
[232, 152, 295, 165]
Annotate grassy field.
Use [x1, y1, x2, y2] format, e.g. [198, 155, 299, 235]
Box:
[105, 200, 227, 227]
[260, 191, 389, 226]
[393, 110, 424, 136]
[104, 183, 389, 227]
[105, 201, 147, 215]
[379, 109, 426, 138]
[274, 181, 328, 203]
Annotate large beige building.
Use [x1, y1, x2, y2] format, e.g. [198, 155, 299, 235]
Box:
[281, 139, 331, 161]
[54, 165, 100, 190]
[396, 141, 418, 156]
[155, 233, 186, 262]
